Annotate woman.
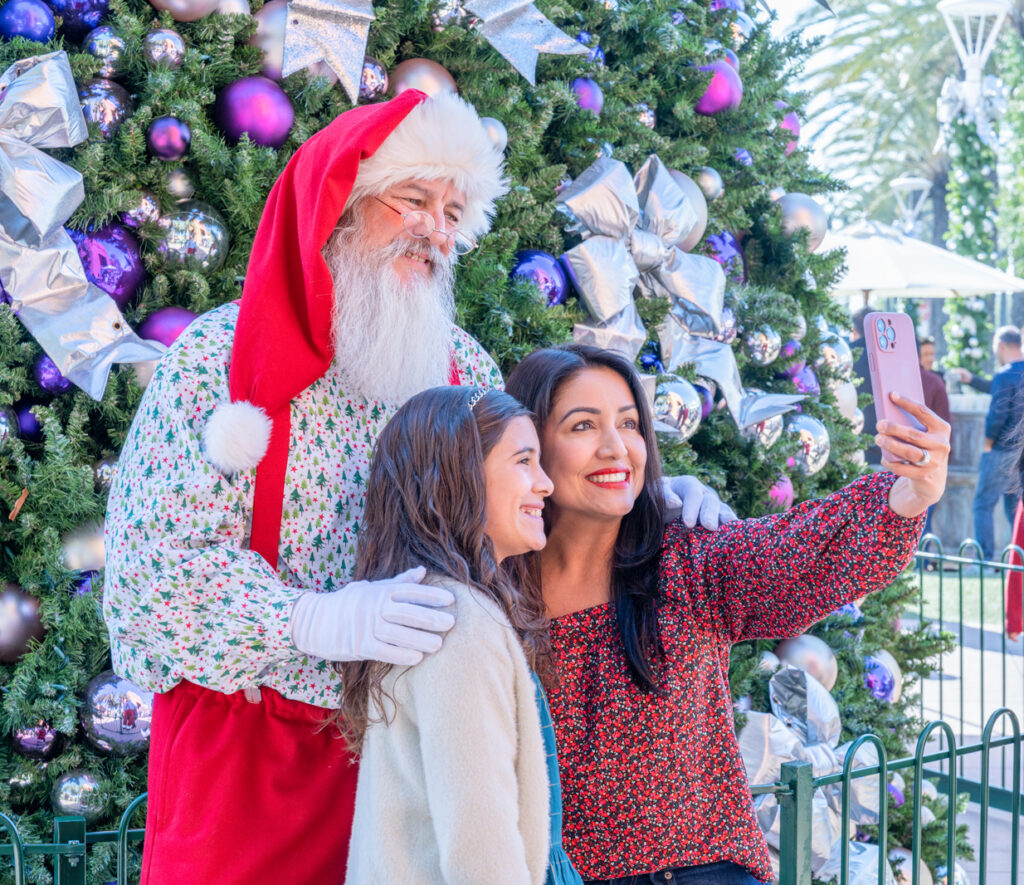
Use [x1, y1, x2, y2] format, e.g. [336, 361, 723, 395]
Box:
[340, 385, 581, 885]
[505, 344, 948, 885]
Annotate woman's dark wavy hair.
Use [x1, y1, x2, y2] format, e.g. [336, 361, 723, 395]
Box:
[333, 386, 550, 748]
[505, 344, 667, 693]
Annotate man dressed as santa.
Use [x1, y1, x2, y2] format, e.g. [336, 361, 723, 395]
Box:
[104, 89, 729, 883]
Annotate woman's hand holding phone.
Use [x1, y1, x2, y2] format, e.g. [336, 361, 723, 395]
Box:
[876, 393, 951, 518]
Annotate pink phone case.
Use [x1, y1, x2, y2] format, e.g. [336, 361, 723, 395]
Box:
[864, 312, 926, 455]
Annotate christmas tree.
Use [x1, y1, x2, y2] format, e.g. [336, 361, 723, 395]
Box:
[0, 0, 954, 881]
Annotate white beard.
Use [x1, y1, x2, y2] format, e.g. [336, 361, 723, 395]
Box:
[323, 218, 457, 404]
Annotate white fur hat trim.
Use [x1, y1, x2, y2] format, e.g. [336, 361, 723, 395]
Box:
[203, 401, 272, 475]
[349, 91, 510, 238]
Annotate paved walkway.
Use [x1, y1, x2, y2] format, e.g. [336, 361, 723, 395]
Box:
[910, 615, 1023, 883]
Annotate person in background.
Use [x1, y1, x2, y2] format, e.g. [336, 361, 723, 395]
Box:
[918, 336, 943, 380]
[849, 305, 881, 465]
[968, 326, 1024, 560]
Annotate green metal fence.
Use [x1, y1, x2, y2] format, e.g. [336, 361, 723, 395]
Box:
[1, 542, 1022, 884]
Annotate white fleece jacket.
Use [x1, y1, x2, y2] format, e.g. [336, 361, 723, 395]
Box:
[344, 578, 550, 885]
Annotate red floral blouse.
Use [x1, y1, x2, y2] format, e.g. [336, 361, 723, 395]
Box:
[547, 472, 924, 881]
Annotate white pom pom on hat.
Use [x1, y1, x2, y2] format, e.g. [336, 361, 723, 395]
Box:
[203, 401, 273, 475]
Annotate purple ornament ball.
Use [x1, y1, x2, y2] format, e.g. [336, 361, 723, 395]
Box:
[706, 231, 745, 283]
[360, 56, 388, 101]
[79, 79, 131, 139]
[67, 225, 145, 309]
[49, 0, 108, 40]
[147, 116, 191, 161]
[792, 365, 820, 396]
[138, 306, 198, 347]
[734, 147, 752, 166]
[11, 720, 63, 760]
[72, 570, 99, 596]
[510, 250, 568, 307]
[780, 339, 805, 378]
[887, 782, 905, 808]
[711, 0, 744, 10]
[214, 76, 294, 148]
[0, 0, 55, 42]
[768, 474, 794, 512]
[572, 77, 604, 116]
[864, 655, 895, 701]
[694, 383, 715, 419]
[14, 402, 42, 441]
[33, 354, 72, 395]
[695, 61, 742, 115]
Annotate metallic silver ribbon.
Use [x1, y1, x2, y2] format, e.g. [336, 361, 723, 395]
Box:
[658, 324, 804, 428]
[936, 73, 1006, 149]
[0, 52, 164, 401]
[557, 155, 726, 359]
[282, 0, 583, 103]
[282, 0, 374, 103]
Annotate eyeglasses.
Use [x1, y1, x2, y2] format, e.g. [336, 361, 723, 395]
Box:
[374, 196, 477, 256]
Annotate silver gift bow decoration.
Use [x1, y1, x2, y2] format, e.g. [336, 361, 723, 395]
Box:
[739, 667, 885, 880]
[0, 52, 164, 401]
[282, 0, 584, 103]
[557, 154, 726, 360]
[658, 325, 804, 429]
[936, 73, 1006, 150]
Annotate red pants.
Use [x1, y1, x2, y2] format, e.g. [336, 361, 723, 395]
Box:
[140, 680, 357, 885]
[1006, 501, 1024, 638]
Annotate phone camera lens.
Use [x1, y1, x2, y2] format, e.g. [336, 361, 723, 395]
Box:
[886, 327, 896, 342]
[875, 318, 886, 333]
[878, 334, 888, 350]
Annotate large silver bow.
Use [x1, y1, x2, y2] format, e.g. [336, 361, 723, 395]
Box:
[936, 73, 1006, 149]
[557, 155, 726, 358]
[0, 52, 164, 400]
[282, 0, 584, 103]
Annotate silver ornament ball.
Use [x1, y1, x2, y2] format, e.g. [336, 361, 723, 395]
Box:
[480, 117, 508, 152]
[123, 190, 161, 228]
[0, 408, 15, 445]
[775, 634, 838, 691]
[11, 719, 63, 761]
[166, 168, 195, 200]
[148, 0, 220, 22]
[636, 102, 656, 129]
[389, 58, 458, 97]
[80, 670, 155, 756]
[94, 456, 118, 491]
[431, 0, 475, 29]
[158, 200, 230, 271]
[79, 79, 132, 140]
[695, 166, 724, 201]
[785, 414, 830, 476]
[743, 412, 784, 448]
[83, 26, 126, 79]
[818, 334, 853, 379]
[744, 326, 782, 366]
[792, 313, 807, 341]
[359, 56, 388, 101]
[0, 584, 45, 664]
[654, 378, 702, 441]
[779, 192, 828, 252]
[888, 847, 933, 885]
[144, 28, 186, 67]
[51, 770, 107, 823]
[216, 0, 250, 13]
[61, 522, 106, 572]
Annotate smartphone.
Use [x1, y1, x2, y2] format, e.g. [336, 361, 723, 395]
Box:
[864, 312, 926, 460]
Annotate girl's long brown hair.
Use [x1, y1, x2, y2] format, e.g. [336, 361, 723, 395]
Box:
[334, 385, 550, 748]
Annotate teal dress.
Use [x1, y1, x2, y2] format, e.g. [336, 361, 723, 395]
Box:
[531, 671, 584, 885]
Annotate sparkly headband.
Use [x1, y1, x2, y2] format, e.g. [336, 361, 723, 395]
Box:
[468, 388, 489, 411]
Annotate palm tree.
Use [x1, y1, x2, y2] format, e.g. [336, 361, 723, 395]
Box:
[792, 0, 959, 239]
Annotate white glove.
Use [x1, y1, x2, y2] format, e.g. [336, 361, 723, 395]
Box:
[661, 474, 738, 530]
[290, 566, 455, 666]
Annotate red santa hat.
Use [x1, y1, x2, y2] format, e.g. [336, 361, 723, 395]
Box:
[202, 89, 507, 569]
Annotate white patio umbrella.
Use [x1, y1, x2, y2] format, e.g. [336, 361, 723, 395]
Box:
[819, 219, 1024, 300]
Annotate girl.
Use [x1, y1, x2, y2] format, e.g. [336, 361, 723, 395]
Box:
[341, 385, 580, 885]
[505, 344, 949, 885]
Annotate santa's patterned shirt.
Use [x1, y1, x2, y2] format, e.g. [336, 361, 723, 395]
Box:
[547, 471, 924, 882]
[103, 302, 502, 709]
